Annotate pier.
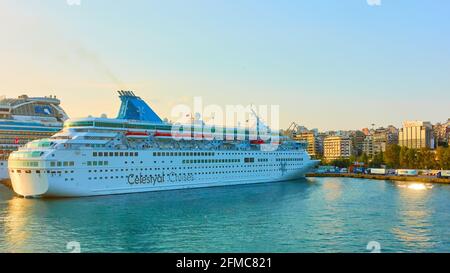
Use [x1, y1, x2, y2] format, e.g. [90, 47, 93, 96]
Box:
[0, 179, 12, 189]
[306, 173, 450, 184]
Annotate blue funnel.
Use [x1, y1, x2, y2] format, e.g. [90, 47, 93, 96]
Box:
[116, 91, 163, 123]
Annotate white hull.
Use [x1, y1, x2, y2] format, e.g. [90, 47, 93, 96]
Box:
[9, 149, 318, 198]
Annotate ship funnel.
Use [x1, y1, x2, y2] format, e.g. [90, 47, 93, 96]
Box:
[116, 91, 163, 123]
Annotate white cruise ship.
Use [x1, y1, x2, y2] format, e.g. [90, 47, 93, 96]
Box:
[8, 91, 318, 198]
[0, 95, 68, 180]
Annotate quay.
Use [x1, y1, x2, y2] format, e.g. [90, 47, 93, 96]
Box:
[306, 173, 450, 184]
[0, 179, 12, 189]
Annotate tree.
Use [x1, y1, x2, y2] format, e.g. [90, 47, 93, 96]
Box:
[358, 152, 369, 165]
[416, 148, 436, 169]
[370, 151, 384, 168]
[384, 144, 400, 168]
[399, 146, 410, 168]
[406, 149, 417, 168]
[436, 147, 450, 169]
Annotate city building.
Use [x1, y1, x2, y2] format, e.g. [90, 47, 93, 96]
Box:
[362, 135, 374, 157]
[350, 130, 366, 156]
[294, 132, 323, 158]
[372, 126, 399, 153]
[361, 128, 370, 136]
[399, 121, 434, 149]
[433, 119, 450, 147]
[323, 136, 353, 161]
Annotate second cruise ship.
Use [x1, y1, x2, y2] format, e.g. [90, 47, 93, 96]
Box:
[0, 95, 68, 180]
[8, 91, 318, 197]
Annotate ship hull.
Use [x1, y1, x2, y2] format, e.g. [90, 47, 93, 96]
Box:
[9, 149, 318, 198]
[0, 160, 8, 180]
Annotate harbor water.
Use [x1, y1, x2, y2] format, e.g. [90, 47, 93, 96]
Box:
[1, 177, 449, 253]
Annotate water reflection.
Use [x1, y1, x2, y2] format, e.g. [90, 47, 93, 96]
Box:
[1, 179, 449, 253]
[1, 196, 52, 252]
[1, 182, 311, 252]
[322, 180, 342, 202]
[392, 182, 435, 251]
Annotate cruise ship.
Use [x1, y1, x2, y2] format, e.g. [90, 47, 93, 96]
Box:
[0, 95, 68, 180]
[8, 91, 319, 197]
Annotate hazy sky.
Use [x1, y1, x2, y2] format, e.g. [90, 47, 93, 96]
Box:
[1, 0, 449, 131]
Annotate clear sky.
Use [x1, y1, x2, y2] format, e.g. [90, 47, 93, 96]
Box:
[1, 0, 449, 131]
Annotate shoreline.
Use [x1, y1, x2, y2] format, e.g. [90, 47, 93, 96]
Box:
[306, 173, 450, 184]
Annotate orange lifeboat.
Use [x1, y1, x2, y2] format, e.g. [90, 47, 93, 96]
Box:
[125, 131, 149, 138]
[250, 139, 265, 145]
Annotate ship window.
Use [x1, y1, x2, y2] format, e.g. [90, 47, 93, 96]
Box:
[50, 162, 56, 167]
[120, 152, 124, 156]
[109, 152, 113, 156]
[125, 152, 129, 156]
[57, 162, 62, 167]
[63, 162, 69, 167]
[104, 161, 108, 166]
[135, 152, 139, 156]
[87, 161, 92, 166]
[93, 161, 98, 166]
[99, 161, 103, 166]
[99, 152, 103, 156]
[69, 162, 74, 166]
[115, 152, 119, 156]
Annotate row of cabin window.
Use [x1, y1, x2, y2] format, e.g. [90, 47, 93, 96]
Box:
[50, 161, 75, 167]
[277, 158, 303, 161]
[93, 151, 138, 157]
[9, 161, 40, 168]
[87, 161, 109, 166]
[154, 151, 215, 157]
[182, 158, 240, 164]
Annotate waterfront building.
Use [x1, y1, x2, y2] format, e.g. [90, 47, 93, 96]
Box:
[293, 132, 323, 158]
[350, 130, 366, 156]
[399, 121, 434, 149]
[362, 135, 374, 157]
[433, 119, 450, 147]
[372, 126, 399, 153]
[323, 136, 352, 161]
[361, 128, 370, 136]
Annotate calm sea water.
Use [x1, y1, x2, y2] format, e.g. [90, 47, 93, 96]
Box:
[1, 177, 449, 253]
